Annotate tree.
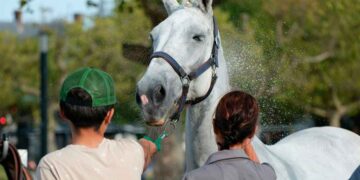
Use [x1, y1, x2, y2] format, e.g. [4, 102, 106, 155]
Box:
[219, 0, 360, 127]
[0, 0, 152, 154]
[265, 0, 360, 127]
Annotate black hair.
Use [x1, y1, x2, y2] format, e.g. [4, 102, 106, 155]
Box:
[59, 88, 114, 131]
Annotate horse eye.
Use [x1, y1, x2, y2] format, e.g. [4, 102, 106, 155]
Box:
[192, 35, 203, 42]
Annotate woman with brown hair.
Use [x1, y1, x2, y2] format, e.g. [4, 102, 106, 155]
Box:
[183, 90, 276, 180]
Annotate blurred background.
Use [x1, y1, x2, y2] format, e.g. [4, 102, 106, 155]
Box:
[0, 0, 359, 179]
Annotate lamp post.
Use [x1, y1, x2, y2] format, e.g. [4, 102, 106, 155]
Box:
[39, 30, 48, 157]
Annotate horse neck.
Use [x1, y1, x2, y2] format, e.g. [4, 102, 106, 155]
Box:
[185, 42, 231, 170]
[252, 136, 271, 162]
[187, 41, 230, 127]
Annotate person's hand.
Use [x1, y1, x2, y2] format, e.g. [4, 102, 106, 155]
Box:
[139, 130, 168, 171]
[139, 138, 157, 171]
[143, 131, 168, 152]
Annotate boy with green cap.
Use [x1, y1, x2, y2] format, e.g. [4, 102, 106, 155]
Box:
[36, 67, 161, 179]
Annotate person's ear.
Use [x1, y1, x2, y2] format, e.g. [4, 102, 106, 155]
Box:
[104, 108, 115, 125]
[60, 110, 67, 121]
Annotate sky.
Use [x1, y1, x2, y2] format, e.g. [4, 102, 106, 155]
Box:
[0, 0, 115, 23]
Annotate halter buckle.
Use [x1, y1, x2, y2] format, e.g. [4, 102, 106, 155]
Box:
[181, 76, 190, 87]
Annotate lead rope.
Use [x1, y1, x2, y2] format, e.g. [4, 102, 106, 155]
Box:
[143, 119, 177, 152]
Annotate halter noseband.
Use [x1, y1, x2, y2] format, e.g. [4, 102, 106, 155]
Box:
[149, 17, 220, 122]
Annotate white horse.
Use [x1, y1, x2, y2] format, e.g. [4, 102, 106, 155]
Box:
[136, 0, 360, 179]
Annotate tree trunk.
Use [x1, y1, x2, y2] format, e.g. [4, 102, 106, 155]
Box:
[329, 112, 342, 127]
[47, 102, 58, 152]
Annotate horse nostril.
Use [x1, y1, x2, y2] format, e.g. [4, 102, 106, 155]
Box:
[153, 85, 166, 105]
[160, 86, 166, 97]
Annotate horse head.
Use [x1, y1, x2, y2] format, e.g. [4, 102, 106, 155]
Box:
[136, 0, 217, 126]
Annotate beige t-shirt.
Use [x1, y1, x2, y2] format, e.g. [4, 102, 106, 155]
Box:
[36, 138, 144, 180]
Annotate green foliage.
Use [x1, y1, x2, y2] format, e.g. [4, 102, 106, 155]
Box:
[49, 4, 151, 123]
[0, 32, 39, 116]
[220, 0, 360, 124]
[0, 0, 154, 124]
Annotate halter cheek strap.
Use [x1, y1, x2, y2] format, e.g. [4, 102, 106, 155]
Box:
[149, 17, 220, 122]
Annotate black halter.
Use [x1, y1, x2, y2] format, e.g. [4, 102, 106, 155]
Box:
[149, 17, 220, 122]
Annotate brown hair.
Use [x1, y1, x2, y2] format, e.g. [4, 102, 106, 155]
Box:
[213, 90, 259, 150]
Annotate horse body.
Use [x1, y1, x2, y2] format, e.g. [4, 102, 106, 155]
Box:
[137, 0, 360, 179]
[254, 127, 360, 179]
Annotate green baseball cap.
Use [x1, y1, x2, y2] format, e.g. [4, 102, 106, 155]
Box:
[59, 67, 116, 107]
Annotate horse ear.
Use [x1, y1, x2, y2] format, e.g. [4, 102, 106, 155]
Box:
[162, 0, 181, 15]
[183, 0, 213, 14]
[200, 0, 213, 14]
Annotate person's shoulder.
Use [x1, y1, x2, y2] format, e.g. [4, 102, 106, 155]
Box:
[108, 138, 143, 154]
[36, 147, 74, 180]
[214, 156, 276, 180]
[254, 162, 277, 180]
[38, 148, 69, 168]
[258, 162, 276, 172]
[109, 137, 141, 148]
[108, 137, 145, 170]
[183, 164, 220, 180]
